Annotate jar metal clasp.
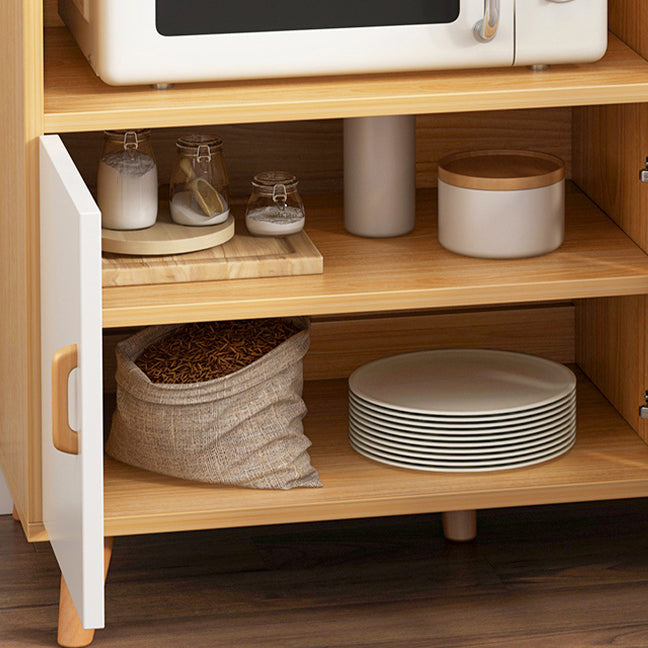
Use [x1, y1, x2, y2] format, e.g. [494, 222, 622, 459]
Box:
[272, 183, 288, 215]
[196, 144, 212, 173]
[123, 130, 140, 160]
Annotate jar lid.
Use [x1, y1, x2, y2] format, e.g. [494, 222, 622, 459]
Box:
[438, 150, 565, 191]
[104, 129, 151, 142]
[176, 134, 223, 155]
[252, 171, 298, 193]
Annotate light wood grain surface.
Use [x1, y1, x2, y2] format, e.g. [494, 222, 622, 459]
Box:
[101, 213, 236, 258]
[0, 0, 29, 533]
[101, 185, 648, 328]
[0, 0, 44, 534]
[25, 0, 44, 540]
[43, 30, 648, 133]
[102, 221, 322, 287]
[101, 371, 648, 537]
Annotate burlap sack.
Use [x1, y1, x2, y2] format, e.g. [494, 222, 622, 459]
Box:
[106, 318, 322, 489]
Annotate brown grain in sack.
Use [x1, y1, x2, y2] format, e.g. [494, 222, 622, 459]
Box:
[106, 318, 321, 489]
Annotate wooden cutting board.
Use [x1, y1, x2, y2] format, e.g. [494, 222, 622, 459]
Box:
[102, 223, 323, 287]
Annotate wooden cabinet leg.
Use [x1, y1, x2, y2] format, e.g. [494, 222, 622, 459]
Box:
[442, 510, 477, 542]
[11, 505, 19, 521]
[57, 537, 114, 648]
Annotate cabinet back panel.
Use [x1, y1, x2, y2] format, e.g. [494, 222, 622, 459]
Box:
[101, 305, 575, 393]
[61, 108, 571, 198]
[44, 0, 62, 27]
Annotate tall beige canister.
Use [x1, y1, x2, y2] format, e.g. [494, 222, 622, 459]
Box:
[438, 150, 565, 259]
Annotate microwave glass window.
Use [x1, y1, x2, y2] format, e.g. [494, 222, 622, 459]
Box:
[156, 0, 461, 36]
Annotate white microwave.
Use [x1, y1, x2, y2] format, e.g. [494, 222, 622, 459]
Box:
[59, 0, 608, 86]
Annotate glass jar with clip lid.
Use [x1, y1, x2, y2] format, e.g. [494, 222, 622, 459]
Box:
[245, 172, 305, 236]
[169, 134, 230, 226]
[97, 129, 158, 230]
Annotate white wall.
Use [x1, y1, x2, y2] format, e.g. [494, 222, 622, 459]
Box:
[0, 468, 12, 515]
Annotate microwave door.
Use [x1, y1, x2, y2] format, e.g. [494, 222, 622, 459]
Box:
[155, 0, 463, 36]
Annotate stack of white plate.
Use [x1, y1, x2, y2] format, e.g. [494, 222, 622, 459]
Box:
[348, 349, 577, 472]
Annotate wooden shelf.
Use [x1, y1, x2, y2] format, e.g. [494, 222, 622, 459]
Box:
[45, 29, 648, 133]
[102, 184, 648, 328]
[103, 370, 648, 537]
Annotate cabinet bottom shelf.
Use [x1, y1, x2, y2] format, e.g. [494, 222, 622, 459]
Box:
[103, 370, 648, 537]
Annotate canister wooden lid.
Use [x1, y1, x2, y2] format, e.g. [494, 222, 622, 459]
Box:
[438, 150, 565, 191]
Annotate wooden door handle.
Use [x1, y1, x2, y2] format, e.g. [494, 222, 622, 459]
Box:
[52, 344, 79, 455]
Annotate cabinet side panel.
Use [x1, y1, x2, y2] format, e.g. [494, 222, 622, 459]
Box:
[573, 104, 648, 252]
[609, 0, 648, 58]
[26, 2, 45, 535]
[576, 297, 648, 444]
[0, 0, 44, 531]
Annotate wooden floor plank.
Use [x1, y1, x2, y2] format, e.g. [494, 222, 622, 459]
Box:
[2, 499, 648, 647]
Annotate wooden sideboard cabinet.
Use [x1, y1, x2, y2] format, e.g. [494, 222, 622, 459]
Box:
[3, 0, 648, 645]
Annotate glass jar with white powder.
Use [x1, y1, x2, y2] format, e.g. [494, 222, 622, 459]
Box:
[97, 130, 158, 230]
[169, 135, 230, 227]
[245, 172, 305, 237]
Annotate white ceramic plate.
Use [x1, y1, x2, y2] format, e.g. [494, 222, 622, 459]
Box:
[349, 433, 576, 472]
[348, 412, 577, 447]
[348, 349, 576, 416]
[349, 393, 576, 432]
[348, 388, 576, 424]
[349, 420, 575, 458]
[349, 428, 576, 468]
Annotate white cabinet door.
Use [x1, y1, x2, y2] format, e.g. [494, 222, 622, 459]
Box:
[40, 135, 104, 629]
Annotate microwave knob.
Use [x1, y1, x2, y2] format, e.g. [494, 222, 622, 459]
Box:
[473, 0, 499, 42]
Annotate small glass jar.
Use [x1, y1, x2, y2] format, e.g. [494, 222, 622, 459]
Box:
[245, 172, 305, 236]
[169, 134, 230, 227]
[97, 129, 158, 230]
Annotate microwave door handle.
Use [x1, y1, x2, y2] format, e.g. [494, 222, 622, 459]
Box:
[473, 0, 500, 42]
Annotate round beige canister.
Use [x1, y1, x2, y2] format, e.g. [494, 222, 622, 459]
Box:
[437, 150, 565, 259]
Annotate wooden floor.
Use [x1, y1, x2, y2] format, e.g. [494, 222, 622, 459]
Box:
[2, 499, 648, 647]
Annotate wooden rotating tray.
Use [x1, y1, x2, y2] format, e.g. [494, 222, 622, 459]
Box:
[101, 206, 235, 256]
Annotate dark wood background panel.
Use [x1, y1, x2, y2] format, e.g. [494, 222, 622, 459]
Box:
[44, 0, 62, 27]
[416, 108, 572, 188]
[101, 305, 575, 392]
[62, 108, 572, 198]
